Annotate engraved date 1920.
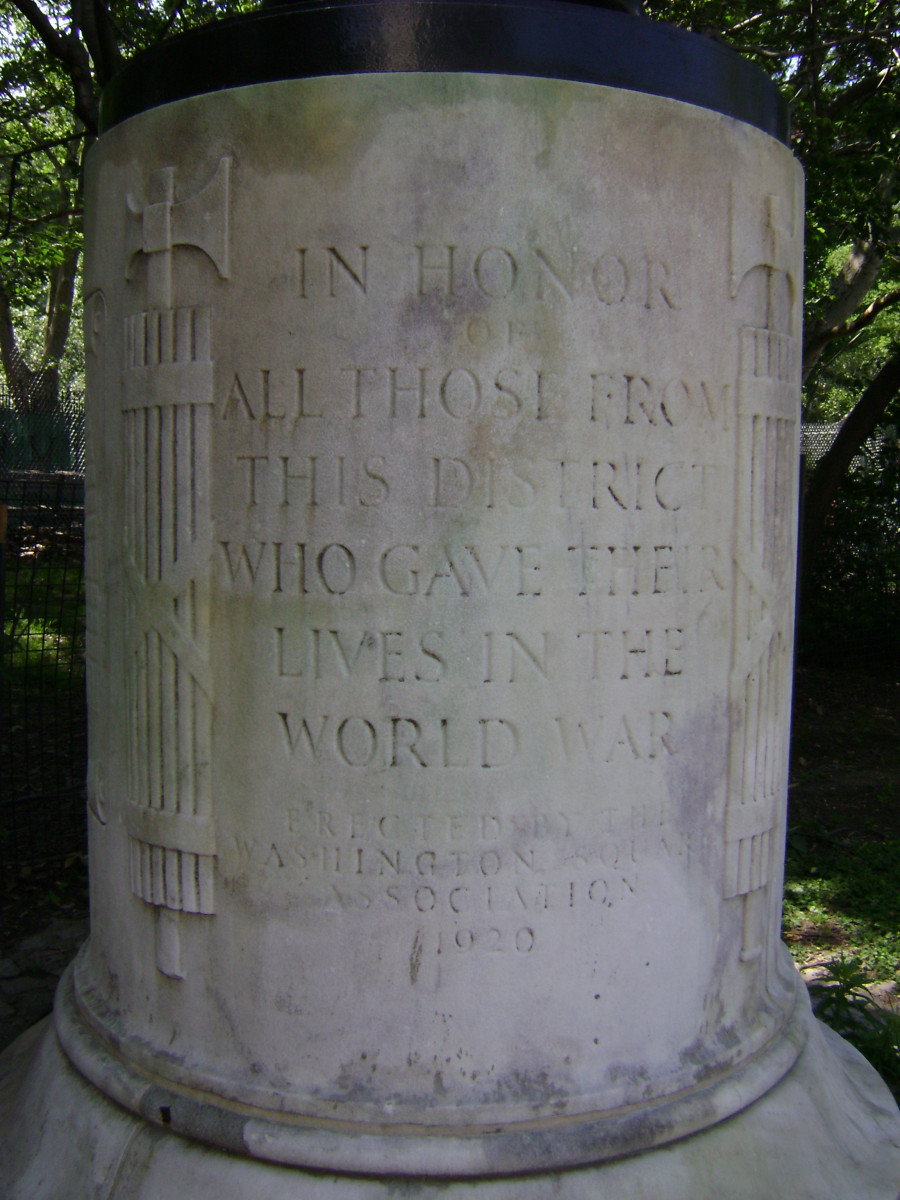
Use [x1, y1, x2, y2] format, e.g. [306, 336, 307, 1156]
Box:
[437, 925, 536, 955]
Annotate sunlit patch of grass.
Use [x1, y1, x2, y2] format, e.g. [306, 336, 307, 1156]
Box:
[783, 829, 900, 1097]
[11, 616, 74, 656]
[3, 552, 85, 694]
[783, 831, 900, 985]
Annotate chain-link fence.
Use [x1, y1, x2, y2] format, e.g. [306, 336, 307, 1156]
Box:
[0, 389, 85, 474]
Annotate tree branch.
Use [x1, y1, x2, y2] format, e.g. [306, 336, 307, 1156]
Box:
[9, 0, 99, 133]
[8, 0, 71, 61]
[803, 239, 886, 380]
[2, 133, 81, 163]
[72, 0, 123, 88]
[0, 265, 20, 392]
[43, 246, 79, 363]
[802, 344, 900, 584]
[824, 65, 895, 118]
[804, 287, 900, 373]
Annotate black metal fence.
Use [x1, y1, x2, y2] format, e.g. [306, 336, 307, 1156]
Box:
[0, 472, 86, 883]
[1, 384, 87, 882]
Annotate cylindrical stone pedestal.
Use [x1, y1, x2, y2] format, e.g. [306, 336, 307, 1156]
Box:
[2, 3, 899, 1196]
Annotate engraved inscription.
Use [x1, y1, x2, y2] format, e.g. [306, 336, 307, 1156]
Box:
[411, 243, 679, 310]
[277, 713, 520, 769]
[220, 797, 713, 922]
[216, 363, 731, 429]
[292, 240, 680, 309]
[131, 157, 795, 962]
[221, 449, 722, 515]
[84, 80, 809, 1112]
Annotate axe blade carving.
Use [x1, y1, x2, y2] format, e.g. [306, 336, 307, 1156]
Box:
[124, 156, 232, 300]
[170, 155, 231, 281]
[730, 185, 798, 299]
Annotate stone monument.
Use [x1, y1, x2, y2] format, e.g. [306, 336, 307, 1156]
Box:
[2, 2, 899, 1195]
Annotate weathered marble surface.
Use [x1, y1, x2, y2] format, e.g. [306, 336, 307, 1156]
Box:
[79, 72, 804, 1137]
[2, 991, 900, 1197]
[3, 72, 898, 1195]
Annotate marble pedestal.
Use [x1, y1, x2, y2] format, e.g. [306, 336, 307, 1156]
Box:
[2, 966, 899, 1197]
[2, 9, 899, 1195]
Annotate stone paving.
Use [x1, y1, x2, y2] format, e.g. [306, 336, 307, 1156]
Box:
[0, 916, 89, 1053]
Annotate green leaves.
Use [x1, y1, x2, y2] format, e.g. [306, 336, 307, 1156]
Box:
[2, 0, 899, 442]
[0, 1, 255, 398]
[646, 0, 899, 321]
[645, 2, 900, 573]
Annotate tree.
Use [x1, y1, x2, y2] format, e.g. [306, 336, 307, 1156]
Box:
[5, 0, 899, 555]
[0, 1, 253, 410]
[643, 0, 900, 582]
[0, 7, 84, 408]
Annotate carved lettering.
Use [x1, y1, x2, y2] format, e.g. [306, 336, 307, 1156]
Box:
[413, 243, 678, 310]
[221, 368, 315, 421]
[346, 365, 561, 422]
[283, 809, 571, 843]
[218, 537, 729, 602]
[483, 631, 550, 682]
[297, 245, 369, 298]
[278, 713, 519, 769]
[591, 373, 732, 429]
[566, 541, 728, 597]
[577, 628, 685, 681]
[591, 460, 718, 513]
[218, 452, 715, 513]
[552, 711, 675, 762]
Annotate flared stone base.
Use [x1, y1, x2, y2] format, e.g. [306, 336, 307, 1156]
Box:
[2, 974, 899, 1199]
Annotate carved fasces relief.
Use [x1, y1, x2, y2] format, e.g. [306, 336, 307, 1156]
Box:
[84, 290, 109, 827]
[121, 158, 231, 961]
[726, 186, 801, 962]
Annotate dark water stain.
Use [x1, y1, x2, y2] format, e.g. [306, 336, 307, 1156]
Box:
[664, 698, 730, 853]
[409, 927, 424, 985]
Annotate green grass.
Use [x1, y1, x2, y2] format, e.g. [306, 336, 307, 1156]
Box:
[783, 826, 900, 1099]
[783, 830, 900, 980]
[4, 552, 85, 695]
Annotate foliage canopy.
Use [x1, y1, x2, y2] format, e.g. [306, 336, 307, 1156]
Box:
[644, 0, 900, 574]
[0, 1, 254, 404]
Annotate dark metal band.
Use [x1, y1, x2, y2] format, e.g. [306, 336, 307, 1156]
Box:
[99, 0, 789, 143]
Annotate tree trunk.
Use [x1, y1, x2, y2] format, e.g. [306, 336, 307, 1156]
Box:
[802, 239, 884, 382]
[0, 249, 79, 412]
[801, 344, 900, 586]
[44, 248, 80, 365]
